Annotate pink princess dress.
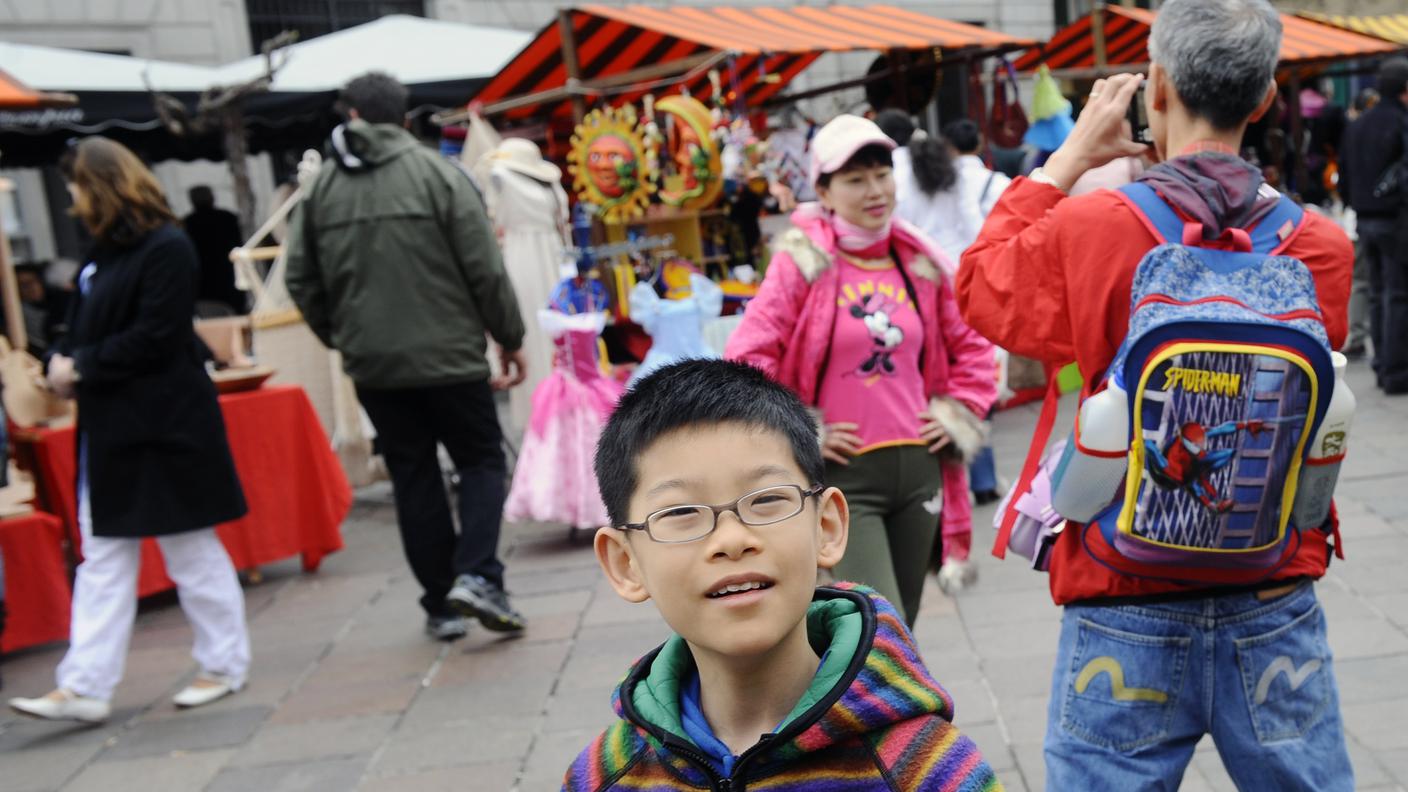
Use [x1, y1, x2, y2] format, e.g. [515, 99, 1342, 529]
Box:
[504, 309, 623, 528]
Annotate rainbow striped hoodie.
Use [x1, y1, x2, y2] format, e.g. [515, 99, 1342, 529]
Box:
[561, 583, 1001, 791]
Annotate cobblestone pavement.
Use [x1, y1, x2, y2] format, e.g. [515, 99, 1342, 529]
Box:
[2, 360, 1406, 791]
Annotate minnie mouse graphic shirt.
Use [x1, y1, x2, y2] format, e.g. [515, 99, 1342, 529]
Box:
[816, 254, 927, 452]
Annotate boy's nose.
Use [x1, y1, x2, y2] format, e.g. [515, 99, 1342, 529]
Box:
[708, 510, 760, 559]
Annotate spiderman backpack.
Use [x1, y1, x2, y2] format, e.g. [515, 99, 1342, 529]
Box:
[997, 182, 1338, 585]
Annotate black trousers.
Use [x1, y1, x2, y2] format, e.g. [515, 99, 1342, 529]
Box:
[1360, 216, 1408, 392]
[356, 380, 507, 616]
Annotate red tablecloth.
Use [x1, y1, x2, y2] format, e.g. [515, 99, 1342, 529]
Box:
[18, 385, 351, 598]
[0, 512, 71, 652]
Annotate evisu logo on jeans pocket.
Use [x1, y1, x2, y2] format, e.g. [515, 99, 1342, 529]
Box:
[1075, 656, 1171, 703]
[1254, 657, 1322, 706]
[1061, 616, 1190, 752]
[1235, 602, 1332, 744]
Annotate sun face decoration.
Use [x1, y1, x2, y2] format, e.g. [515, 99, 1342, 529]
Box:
[654, 95, 723, 210]
[568, 106, 656, 222]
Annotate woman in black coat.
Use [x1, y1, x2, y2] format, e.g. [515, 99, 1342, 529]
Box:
[9, 138, 251, 723]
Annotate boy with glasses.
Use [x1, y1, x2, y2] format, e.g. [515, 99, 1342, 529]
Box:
[562, 359, 998, 791]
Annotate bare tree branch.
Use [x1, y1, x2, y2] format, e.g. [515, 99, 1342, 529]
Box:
[141, 31, 298, 236]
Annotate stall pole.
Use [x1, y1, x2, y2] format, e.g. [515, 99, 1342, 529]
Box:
[0, 179, 26, 353]
[1287, 70, 1308, 197]
[891, 48, 912, 111]
[1092, 6, 1109, 70]
[558, 9, 588, 124]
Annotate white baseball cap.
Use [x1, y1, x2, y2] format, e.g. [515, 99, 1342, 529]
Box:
[809, 114, 897, 186]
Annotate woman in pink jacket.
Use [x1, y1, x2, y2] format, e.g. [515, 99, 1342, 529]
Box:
[726, 115, 996, 625]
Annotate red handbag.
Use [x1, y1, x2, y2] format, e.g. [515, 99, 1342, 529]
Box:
[989, 60, 1029, 149]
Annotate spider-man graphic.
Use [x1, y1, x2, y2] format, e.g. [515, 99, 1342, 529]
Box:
[849, 293, 905, 376]
[1143, 419, 1275, 513]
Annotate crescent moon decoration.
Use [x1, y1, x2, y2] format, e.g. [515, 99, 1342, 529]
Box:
[654, 95, 723, 210]
[567, 105, 657, 223]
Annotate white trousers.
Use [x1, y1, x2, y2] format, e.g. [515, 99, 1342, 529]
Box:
[56, 480, 251, 701]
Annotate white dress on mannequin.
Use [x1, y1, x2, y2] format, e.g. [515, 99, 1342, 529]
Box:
[485, 164, 570, 431]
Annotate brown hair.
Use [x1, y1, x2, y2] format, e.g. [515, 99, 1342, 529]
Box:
[60, 137, 176, 247]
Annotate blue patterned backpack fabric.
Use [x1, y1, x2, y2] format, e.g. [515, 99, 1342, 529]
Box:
[1072, 183, 1335, 584]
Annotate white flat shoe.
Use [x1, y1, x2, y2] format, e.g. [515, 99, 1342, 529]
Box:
[172, 673, 242, 709]
[936, 559, 978, 595]
[8, 688, 111, 723]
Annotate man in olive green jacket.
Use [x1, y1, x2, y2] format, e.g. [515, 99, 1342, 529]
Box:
[286, 72, 528, 641]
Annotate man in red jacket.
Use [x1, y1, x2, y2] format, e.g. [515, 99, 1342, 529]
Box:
[958, 0, 1354, 788]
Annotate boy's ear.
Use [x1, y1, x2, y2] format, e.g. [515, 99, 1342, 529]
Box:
[814, 487, 849, 570]
[595, 527, 651, 603]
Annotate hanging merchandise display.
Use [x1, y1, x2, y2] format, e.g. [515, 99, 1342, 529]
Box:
[654, 94, 724, 210]
[484, 137, 571, 430]
[566, 105, 658, 223]
[503, 290, 624, 531]
[627, 271, 723, 387]
[1024, 65, 1075, 152]
[989, 59, 1030, 149]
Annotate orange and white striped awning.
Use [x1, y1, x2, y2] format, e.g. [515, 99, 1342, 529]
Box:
[1300, 12, 1408, 46]
[1014, 5, 1399, 73]
[475, 5, 1036, 121]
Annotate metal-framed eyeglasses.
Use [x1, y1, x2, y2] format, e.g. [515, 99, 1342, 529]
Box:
[619, 484, 825, 544]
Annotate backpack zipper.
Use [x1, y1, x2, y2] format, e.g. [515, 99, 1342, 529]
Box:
[1135, 293, 1323, 323]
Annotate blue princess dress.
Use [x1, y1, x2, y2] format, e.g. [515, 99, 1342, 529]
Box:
[627, 273, 723, 387]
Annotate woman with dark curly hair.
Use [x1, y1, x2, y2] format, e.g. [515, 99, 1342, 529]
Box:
[877, 109, 982, 265]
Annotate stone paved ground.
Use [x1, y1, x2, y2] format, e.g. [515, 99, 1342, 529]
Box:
[2, 360, 1406, 791]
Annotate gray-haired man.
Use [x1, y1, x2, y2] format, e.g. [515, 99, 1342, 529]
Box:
[959, 0, 1355, 788]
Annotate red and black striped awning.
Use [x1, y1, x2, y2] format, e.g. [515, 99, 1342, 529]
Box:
[1014, 5, 1399, 73]
[475, 5, 1037, 122]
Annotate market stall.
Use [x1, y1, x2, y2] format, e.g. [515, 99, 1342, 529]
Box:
[12, 385, 352, 599]
[0, 72, 73, 653]
[451, 4, 1037, 369]
[470, 4, 1035, 124]
[1013, 4, 1400, 202]
[1012, 4, 1401, 76]
[0, 511, 68, 652]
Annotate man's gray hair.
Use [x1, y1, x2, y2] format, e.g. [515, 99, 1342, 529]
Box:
[1148, 0, 1282, 130]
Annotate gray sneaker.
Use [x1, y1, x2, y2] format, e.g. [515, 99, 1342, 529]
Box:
[446, 575, 526, 633]
[425, 614, 470, 642]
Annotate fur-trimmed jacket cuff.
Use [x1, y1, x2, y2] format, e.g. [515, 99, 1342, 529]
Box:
[929, 395, 988, 464]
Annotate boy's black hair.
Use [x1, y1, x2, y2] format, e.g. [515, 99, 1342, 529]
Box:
[595, 359, 826, 526]
[815, 143, 893, 189]
[339, 71, 408, 125]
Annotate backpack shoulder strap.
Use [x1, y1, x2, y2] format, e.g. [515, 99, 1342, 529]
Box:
[1117, 182, 1184, 244]
[1248, 193, 1305, 255]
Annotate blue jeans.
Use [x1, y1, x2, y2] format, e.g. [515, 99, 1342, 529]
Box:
[1045, 583, 1353, 791]
[969, 445, 998, 493]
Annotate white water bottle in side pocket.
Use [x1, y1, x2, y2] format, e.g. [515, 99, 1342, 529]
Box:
[1292, 352, 1356, 529]
[1051, 375, 1130, 523]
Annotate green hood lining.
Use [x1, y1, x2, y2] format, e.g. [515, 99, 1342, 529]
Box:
[628, 594, 863, 745]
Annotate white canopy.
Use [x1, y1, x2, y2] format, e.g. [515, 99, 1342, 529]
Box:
[0, 41, 219, 92]
[216, 15, 531, 92]
[1, 15, 530, 95]
[0, 16, 530, 164]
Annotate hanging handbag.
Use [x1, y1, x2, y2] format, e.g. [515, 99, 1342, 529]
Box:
[989, 60, 1029, 149]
